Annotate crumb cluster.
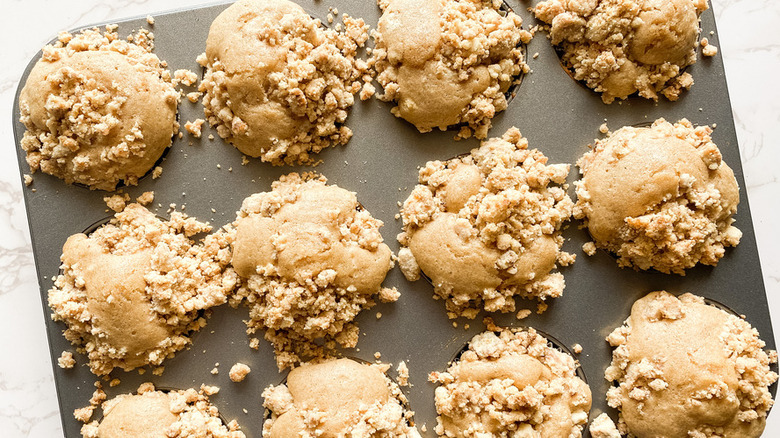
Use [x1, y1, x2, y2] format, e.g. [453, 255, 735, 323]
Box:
[398, 127, 574, 319]
[19, 26, 179, 190]
[605, 292, 778, 437]
[262, 358, 420, 437]
[429, 322, 591, 437]
[230, 173, 395, 369]
[199, 0, 369, 165]
[371, 0, 531, 139]
[80, 383, 245, 437]
[589, 413, 620, 438]
[58, 351, 76, 369]
[48, 203, 237, 375]
[229, 363, 251, 382]
[574, 118, 741, 274]
[533, 0, 709, 103]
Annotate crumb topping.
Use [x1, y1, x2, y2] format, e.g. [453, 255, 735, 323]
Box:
[371, 0, 531, 139]
[574, 118, 741, 274]
[605, 291, 777, 437]
[533, 0, 709, 103]
[19, 27, 179, 190]
[230, 173, 395, 369]
[430, 324, 591, 437]
[199, 0, 369, 165]
[399, 127, 574, 319]
[48, 203, 237, 375]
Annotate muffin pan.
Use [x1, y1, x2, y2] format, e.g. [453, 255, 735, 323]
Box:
[12, 1, 776, 436]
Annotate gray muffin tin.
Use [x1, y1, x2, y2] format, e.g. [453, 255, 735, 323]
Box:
[12, 1, 776, 436]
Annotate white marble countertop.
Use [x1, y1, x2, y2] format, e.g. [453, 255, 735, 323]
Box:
[1, 0, 779, 436]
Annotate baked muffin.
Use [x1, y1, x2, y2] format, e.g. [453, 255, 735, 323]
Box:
[533, 0, 709, 103]
[48, 203, 237, 376]
[199, 0, 369, 164]
[605, 291, 778, 437]
[398, 127, 574, 319]
[371, 0, 531, 139]
[19, 27, 178, 190]
[430, 322, 592, 437]
[230, 173, 396, 369]
[79, 383, 245, 438]
[262, 358, 420, 437]
[574, 118, 741, 274]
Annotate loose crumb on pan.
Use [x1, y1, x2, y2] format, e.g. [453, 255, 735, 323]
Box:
[430, 324, 591, 436]
[589, 413, 620, 438]
[700, 38, 719, 57]
[582, 241, 597, 256]
[152, 166, 163, 179]
[103, 193, 130, 213]
[396, 360, 410, 387]
[47, 203, 238, 376]
[23, 174, 33, 186]
[185, 119, 205, 138]
[186, 91, 202, 102]
[146, 15, 155, 26]
[572, 343, 583, 354]
[58, 351, 76, 369]
[173, 69, 198, 87]
[229, 363, 251, 382]
[398, 127, 574, 319]
[136, 191, 154, 206]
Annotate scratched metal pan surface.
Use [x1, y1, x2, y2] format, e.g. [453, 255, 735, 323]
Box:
[11, 0, 775, 436]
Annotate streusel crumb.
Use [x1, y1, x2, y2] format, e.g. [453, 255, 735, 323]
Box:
[58, 351, 76, 369]
[185, 119, 205, 138]
[589, 413, 620, 438]
[229, 363, 251, 382]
